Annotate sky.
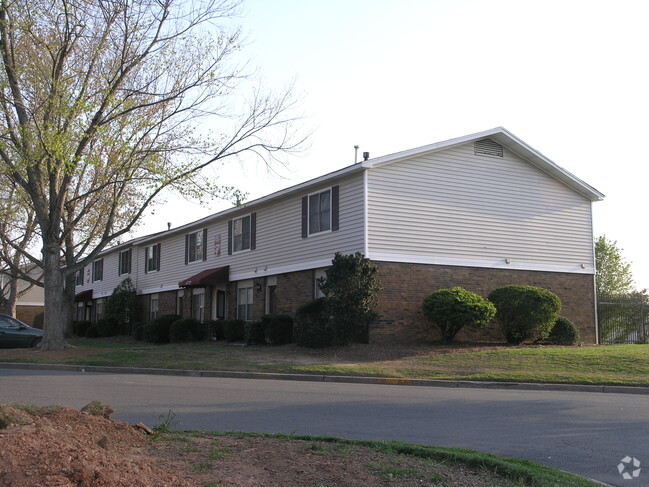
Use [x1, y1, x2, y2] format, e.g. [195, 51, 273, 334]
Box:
[140, 0, 649, 291]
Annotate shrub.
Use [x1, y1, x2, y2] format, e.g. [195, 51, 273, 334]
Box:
[73, 320, 92, 337]
[143, 314, 180, 344]
[422, 287, 496, 343]
[295, 298, 333, 348]
[549, 316, 580, 345]
[32, 312, 44, 330]
[244, 321, 265, 345]
[261, 314, 293, 345]
[169, 318, 202, 343]
[223, 319, 246, 342]
[105, 278, 137, 330]
[488, 285, 562, 344]
[204, 320, 223, 341]
[85, 325, 100, 338]
[132, 322, 147, 341]
[96, 317, 121, 337]
[318, 252, 382, 345]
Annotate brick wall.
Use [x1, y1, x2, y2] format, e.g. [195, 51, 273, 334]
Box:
[372, 261, 597, 344]
[275, 269, 314, 315]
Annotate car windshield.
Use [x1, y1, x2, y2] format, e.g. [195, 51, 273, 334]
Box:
[0, 316, 25, 329]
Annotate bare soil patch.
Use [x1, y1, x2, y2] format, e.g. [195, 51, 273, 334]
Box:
[0, 404, 520, 487]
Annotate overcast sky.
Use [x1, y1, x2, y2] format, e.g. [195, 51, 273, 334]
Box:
[141, 0, 649, 290]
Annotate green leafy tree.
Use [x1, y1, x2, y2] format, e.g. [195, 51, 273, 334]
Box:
[105, 278, 138, 334]
[0, 0, 304, 349]
[422, 287, 496, 343]
[595, 236, 635, 295]
[318, 252, 383, 345]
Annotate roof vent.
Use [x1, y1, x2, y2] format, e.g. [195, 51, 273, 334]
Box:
[474, 139, 503, 157]
[363, 151, 370, 161]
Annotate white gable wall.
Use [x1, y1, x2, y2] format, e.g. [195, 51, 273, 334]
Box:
[366, 141, 595, 274]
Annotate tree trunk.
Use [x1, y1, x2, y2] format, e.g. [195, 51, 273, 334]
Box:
[6, 277, 17, 317]
[40, 244, 69, 350]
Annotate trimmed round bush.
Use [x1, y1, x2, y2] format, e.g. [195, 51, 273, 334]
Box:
[488, 285, 562, 344]
[73, 320, 92, 337]
[143, 314, 180, 344]
[32, 312, 44, 330]
[549, 316, 580, 345]
[295, 298, 333, 348]
[85, 325, 100, 338]
[96, 317, 121, 337]
[169, 318, 202, 343]
[422, 287, 496, 343]
[261, 314, 294, 345]
[223, 319, 246, 342]
[245, 321, 265, 345]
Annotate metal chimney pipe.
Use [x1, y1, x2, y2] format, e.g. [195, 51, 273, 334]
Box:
[354, 145, 359, 164]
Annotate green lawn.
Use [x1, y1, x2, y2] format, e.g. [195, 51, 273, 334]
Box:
[1, 340, 648, 387]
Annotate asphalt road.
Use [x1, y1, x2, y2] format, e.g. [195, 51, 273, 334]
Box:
[1, 368, 647, 486]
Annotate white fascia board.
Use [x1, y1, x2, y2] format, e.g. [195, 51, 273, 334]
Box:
[363, 127, 605, 202]
[368, 252, 596, 275]
[229, 258, 334, 282]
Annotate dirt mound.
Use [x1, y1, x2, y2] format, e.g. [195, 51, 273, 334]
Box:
[0, 404, 189, 487]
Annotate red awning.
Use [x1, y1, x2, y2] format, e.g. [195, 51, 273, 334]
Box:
[179, 266, 229, 288]
[74, 289, 93, 302]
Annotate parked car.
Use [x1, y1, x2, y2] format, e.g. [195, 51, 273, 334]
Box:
[0, 314, 43, 348]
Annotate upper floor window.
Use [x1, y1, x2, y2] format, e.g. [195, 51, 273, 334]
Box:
[145, 243, 161, 273]
[118, 249, 132, 276]
[301, 185, 339, 238]
[228, 213, 256, 255]
[92, 259, 103, 282]
[76, 269, 84, 286]
[185, 229, 207, 264]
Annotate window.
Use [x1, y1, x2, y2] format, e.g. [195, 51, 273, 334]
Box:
[185, 229, 207, 264]
[314, 268, 327, 299]
[76, 269, 84, 286]
[145, 243, 161, 273]
[92, 259, 103, 282]
[177, 290, 184, 317]
[301, 185, 339, 238]
[118, 249, 132, 276]
[237, 286, 254, 321]
[96, 299, 105, 322]
[192, 289, 205, 321]
[150, 294, 159, 320]
[228, 213, 256, 255]
[76, 302, 85, 321]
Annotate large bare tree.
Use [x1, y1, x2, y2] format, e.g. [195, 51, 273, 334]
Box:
[0, 0, 304, 349]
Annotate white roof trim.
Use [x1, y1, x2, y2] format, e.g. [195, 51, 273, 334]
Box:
[363, 127, 604, 202]
[136, 127, 603, 245]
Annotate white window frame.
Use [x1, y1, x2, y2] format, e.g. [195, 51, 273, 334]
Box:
[150, 294, 159, 320]
[308, 188, 331, 235]
[192, 289, 205, 322]
[237, 280, 254, 321]
[96, 298, 105, 322]
[118, 249, 131, 276]
[187, 230, 205, 263]
[146, 244, 160, 273]
[92, 259, 104, 282]
[314, 268, 327, 299]
[233, 214, 252, 253]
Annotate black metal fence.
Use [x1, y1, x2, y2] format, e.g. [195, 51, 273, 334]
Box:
[598, 294, 648, 344]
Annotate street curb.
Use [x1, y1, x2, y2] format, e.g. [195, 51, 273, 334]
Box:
[1, 361, 648, 395]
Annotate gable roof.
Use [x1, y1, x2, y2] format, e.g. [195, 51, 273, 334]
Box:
[135, 127, 603, 245]
[362, 127, 604, 202]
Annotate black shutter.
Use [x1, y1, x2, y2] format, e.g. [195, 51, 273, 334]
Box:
[250, 213, 256, 250]
[127, 249, 132, 274]
[144, 247, 149, 274]
[202, 228, 208, 261]
[184, 234, 189, 265]
[301, 196, 308, 238]
[228, 220, 233, 255]
[331, 185, 339, 231]
[155, 243, 161, 271]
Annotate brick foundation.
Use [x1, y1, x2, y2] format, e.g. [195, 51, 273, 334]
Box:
[372, 261, 597, 344]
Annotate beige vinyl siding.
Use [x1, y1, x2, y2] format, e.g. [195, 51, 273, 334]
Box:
[136, 173, 365, 293]
[367, 142, 594, 272]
